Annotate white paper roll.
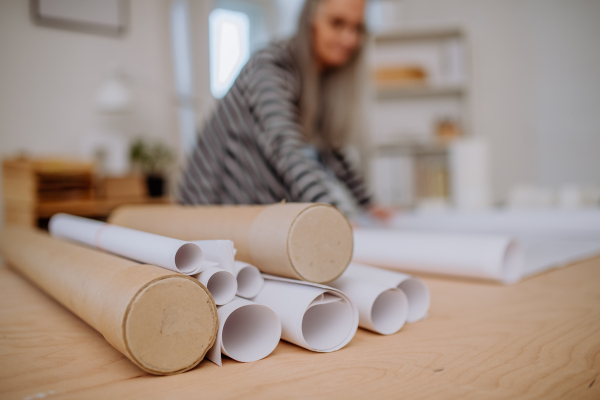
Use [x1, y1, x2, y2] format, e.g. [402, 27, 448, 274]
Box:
[195, 267, 237, 305]
[329, 275, 408, 334]
[392, 209, 600, 241]
[49, 213, 203, 275]
[390, 210, 600, 279]
[450, 138, 492, 211]
[191, 240, 235, 272]
[206, 297, 281, 366]
[343, 263, 430, 323]
[233, 261, 264, 299]
[251, 275, 358, 352]
[353, 228, 522, 284]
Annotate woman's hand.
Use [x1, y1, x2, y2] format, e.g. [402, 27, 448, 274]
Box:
[368, 204, 395, 222]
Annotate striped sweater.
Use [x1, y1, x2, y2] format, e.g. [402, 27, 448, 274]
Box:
[178, 42, 372, 208]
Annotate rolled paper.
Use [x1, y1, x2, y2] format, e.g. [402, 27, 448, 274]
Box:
[391, 210, 600, 279]
[344, 263, 430, 323]
[0, 226, 218, 375]
[353, 228, 523, 285]
[109, 203, 354, 283]
[49, 213, 204, 275]
[195, 267, 237, 306]
[206, 297, 281, 366]
[233, 261, 264, 299]
[191, 240, 236, 273]
[251, 275, 358, 352]
[329, 276, 408, 335]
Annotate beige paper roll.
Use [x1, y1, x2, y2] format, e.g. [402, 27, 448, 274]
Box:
[0, 226, 218, 375]
[109, 203, 353, 283]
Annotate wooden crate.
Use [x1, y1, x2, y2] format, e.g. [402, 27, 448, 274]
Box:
[2, 157, 168, 227]
[98, 175, 147, 200]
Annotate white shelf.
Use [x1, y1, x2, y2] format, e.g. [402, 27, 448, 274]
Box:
[373, 26, 463, 43]
[375, 84, 466, 100]
[373, 139, 450, 155]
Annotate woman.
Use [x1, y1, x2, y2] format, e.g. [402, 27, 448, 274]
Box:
[179, 0, 389, 218]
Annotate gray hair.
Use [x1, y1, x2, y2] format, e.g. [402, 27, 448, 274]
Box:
[288, 0, 368, 151]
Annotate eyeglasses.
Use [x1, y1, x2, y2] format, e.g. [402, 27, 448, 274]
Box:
[327, 16, 366, 37]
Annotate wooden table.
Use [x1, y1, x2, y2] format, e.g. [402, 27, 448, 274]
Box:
[1, 257, 599, 400]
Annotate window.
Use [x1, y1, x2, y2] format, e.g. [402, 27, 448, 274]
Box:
[209, 8, 250, 99]
[170, 0, 196, 156]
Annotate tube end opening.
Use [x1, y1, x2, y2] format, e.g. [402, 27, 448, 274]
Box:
[236, 265, 264, 298]
[222, 304, 281, 362]
[371, 289, 408, 335]
[175, 243, 203, 274]
[301, 292, 354, 351]
[206, 269, 237, 305]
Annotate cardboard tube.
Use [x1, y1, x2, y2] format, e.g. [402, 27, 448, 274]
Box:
[109, 203, 354, 283]
[0, 226, 218, 375]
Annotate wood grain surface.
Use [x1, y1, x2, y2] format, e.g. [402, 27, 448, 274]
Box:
[1, 257, 599, 400]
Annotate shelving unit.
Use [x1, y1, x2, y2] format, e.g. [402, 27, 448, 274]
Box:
[367, 25, 469, 208]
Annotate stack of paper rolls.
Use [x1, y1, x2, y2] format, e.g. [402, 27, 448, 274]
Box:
[108, 203, 430, 347]
[49, 214, 281, 366]
[3, 205, 433, 373]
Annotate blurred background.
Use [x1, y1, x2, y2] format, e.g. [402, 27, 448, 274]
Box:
[1, 0, 599, 227]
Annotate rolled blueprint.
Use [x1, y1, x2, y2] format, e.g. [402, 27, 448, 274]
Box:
[109, 203, 354, 283]
[251, 276, 358, 352]
[329, 276, 408, 334]
[49, 213, 203, 275]
[390, 210, 600, 280]
[206, 297, 281, 366]
[195, 266, 237, 305]
[233, 261, 264, 299]
[192, 240, 236, 272]
[392, 209, 600, 241]
[343, 263, 430, 323]
[0, 226, 218, 375]
[353, 228, 523, 284]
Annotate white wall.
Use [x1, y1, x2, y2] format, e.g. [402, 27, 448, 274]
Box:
[376, 0, 600, 202]
[0, 0, 177, 225]
[530, 0, 600, 187]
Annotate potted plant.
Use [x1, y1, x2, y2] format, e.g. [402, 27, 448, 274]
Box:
[129, 138, 174, 197]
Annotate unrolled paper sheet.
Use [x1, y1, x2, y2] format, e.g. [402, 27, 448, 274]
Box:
[206, 297, 281, 366]
[353, 228, 522, 284]
[329, 275, 408, 334]
[49, 213, 203, 275]
[251, 275, 358, 352]
[341, 263, 431, 323]
[233, 261, 264, 299]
